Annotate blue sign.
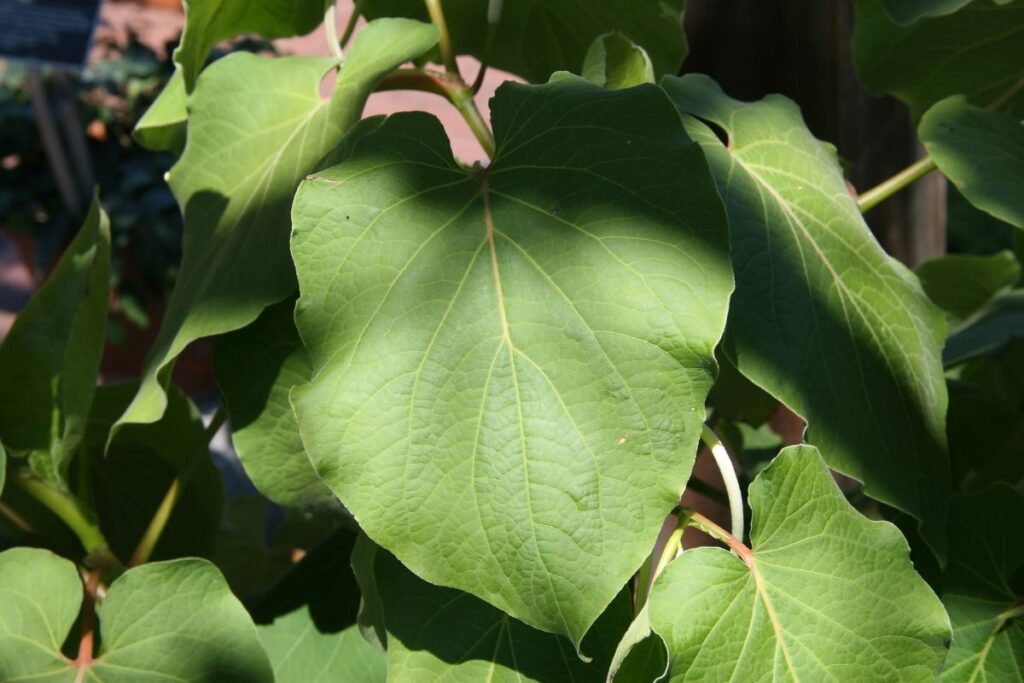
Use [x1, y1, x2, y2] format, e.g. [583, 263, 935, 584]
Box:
[0, 0, 103, 69]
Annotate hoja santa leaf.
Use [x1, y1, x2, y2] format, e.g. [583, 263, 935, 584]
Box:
[112, 19, 439, 439]
[361, 0, 686, 82]
[940, 485, 1024, 681]
[581, 32, 656, 90]
[258, 610, 386, 683]
[919, 95, 1024, 229]
[291, 76, 732, 645]
[853, 0, 1024, 119]
[134, 69, 187, 154]
[944, 291, 1024, 366]
[915, 250, 1021, 324]
[359, 541, 631, 682]
[648, 446, 951, 682]
[662, 74, 951, 559]
[0, 195, 110, 487]
[215, 298, 331, 507]
[0, 548, 272, 682]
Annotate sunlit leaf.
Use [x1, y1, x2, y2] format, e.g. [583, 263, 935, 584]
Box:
[258, 611, 386, 683]
[581, 32, 655, 90]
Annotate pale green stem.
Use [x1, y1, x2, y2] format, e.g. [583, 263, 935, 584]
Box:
[129, 477, 183, 567]
[687, 510, 754, 566]
[425, 0, 459, 76]
[12, 475, 108, 555]
[324, 3, 345, 60]
[634, 515, 687, 612]
[340, 0, 362, 47]
[856, 155, 937, 213]
[450, 85, 496, 158]
[700, 425, 745, 543]
[472, 0, 503, 92]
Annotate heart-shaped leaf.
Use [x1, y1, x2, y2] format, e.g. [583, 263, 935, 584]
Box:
[113, 19, 439, 438]
[662, 74, 951, 559]
[291, 76, 732, 644]
[0, 195, 110, 487]
[648, 445, 951, 681]
[258, 611, 386, 683]
[0, 548, 272, 682]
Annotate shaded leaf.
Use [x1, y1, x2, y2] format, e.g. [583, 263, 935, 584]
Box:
[945, 291, 1024, 365]
[649, 445, 951, 681]
[940, 485, 1024, 680]
[663, 74, 951, 558]
[920, 95, 1024, 228]
[0, 196, 110, 487]
[707, 352, 777, 428]
[916, 250, 1021, 323]
[113, 19, 439, 437]
[853, 0, 1024, 119]
[362, 0, 686, 82]
[607, 603, 669, 683]
[881, 0, 973, 24]
[291, 77, 732, 644]
[215, 298, 331, 506]
[582, 32, 656, 90]
[258, 611, 386, 683]
[0, 548, 273, 682]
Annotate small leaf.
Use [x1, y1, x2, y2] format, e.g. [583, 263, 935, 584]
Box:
[919, 95, 1024, 229]
[364, 543, 632, 681]
[258, 611, 386, 683]
[663, 73, 951, 559]
[853, 0, 1024, 119]
[944, 291, 1024, 366]
[607, 603, 669, 683]
[940, 485, 1024, 680]
[0, 195, 110, 487]
[915, 250, 1021, 323]
[582, 32, 656, 90]
[133, 69, 187, 153]
[0, 548, 273, 682]
[291, 76, 732, 644]
[113, 19, 439, 437]
[649, 445, 951, 681]
[362, 0, 686, 82]
[215, 298, 331, 507]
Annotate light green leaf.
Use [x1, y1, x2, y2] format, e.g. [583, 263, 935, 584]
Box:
[133, 69, 187, 153]
[259, 611, 386, 683]
[291, 77, 732, 644]
[853, 0, 1024, 119]
[920, 95, 1024, 229]
[0, 195, 110, 487]
[0, 548, 273, 682]
[176, 0, 328, 91]
[945, 291, 1024, 365]
[362, 0, 686, 82]
[215, 298, 331, 506]
[663, 74, 951, 558]
[916, 250, 1021, 323]
[113, 19, 439, 438]
[649, 445, 951, 681]
[365, 543, 631, 681]
[582, 32, 656, 90]
[940, 485, 1024, 681]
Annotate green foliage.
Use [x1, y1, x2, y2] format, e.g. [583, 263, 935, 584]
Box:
[4, 1, 1024, 680]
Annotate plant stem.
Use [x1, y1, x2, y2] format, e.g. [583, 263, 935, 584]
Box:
[339, 0, 362, 48]
[378, 69, 497, 158]
[205, 406, 227, 443]
[72, 567, 101, 674]
[324, 2, 345, 60]
[686, 510, 754, 567]
[700, 425, 745, 543]
[685, 474, 729, 506]
[856, 155, 937, 213]
[11, 475, 108, 556]
[634, 514, 688, 612]
[129, 477, 183, 567]
[424, 0, 459, 76]
[471, 0, 503, 92]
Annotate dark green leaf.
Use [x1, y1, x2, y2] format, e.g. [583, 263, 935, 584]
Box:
[362, 0, 686, 82]
[663, 73, 951, 558]
[649, 446, 951, 681]
[853, 0, 1024, 119]
[0, 196, 110, 487]
[945, 291, 1024, 365]
[113, 19, 439, 437]
[215, 298, 331, 507]
[0, 548, 273, 682]
[881, 0, 973, 24]
[915, 250, 1021, 323]
[707, 352, 777, 427]
[919, 95, 1024, 228]
[291, 76, 732, 644]
[940, 485, 1024, 680]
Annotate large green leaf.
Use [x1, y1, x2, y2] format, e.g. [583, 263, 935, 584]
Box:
[215, 298, 331, 507]
[0, 196, 110, 487]
[940, 485, 1024, 680]
[291, 77, 732, 644]
[259, 611, 386, 683]
[919, 96, 1024, 229]
[945, 291, 1024, 365]
[853, 0, 1024, 119]
[113, 19, 439, 438]
[649, 446, 951, 681]
[915, 250, 1021, 323]
[0, 548, 272, 682]
[363, 542, 631, 681]
[663, 74, 951, 558]
[362, 0, 686, 82]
